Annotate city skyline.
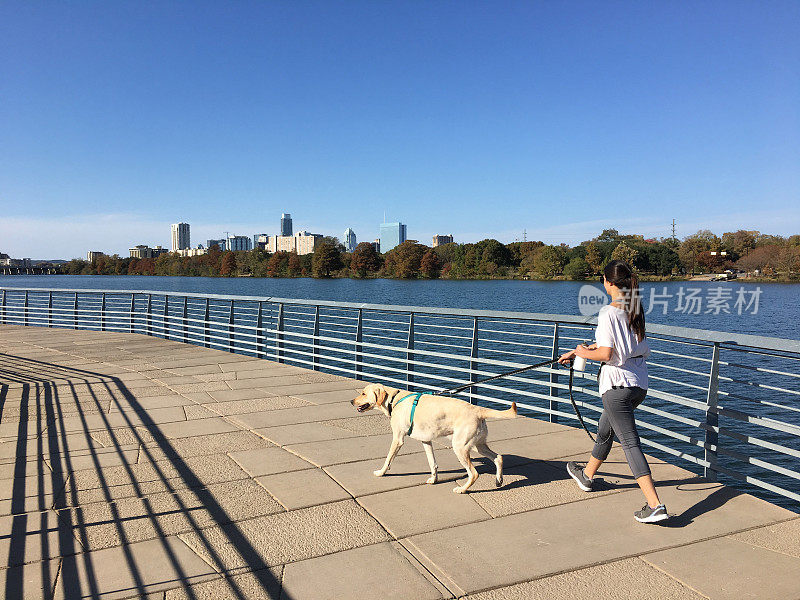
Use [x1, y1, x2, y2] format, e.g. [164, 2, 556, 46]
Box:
[1, 3, 798, 259]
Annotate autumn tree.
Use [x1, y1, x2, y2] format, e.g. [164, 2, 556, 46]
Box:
[288, 252, 302, 277]
[350, 242, 381, 277]
[420, 250, 441, 278]
[610, 241, 639, 268]
[584, 242, 604, 274]
[220, 251, 237, 276]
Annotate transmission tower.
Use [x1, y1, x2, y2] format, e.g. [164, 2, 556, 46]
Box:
[671, 219, 677, 241]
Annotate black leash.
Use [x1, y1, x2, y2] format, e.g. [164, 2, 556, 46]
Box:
[438, 357, 596, 442]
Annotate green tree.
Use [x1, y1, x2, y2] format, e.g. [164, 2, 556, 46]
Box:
[610, 241, 639, 267]
[312, 242, 342, 277]
[564, 257, 589, 280]
[584, 242, 604, 274]
[532, 245, 564, 279]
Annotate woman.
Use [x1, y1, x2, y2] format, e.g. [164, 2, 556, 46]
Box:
[558, 259, 669, 523]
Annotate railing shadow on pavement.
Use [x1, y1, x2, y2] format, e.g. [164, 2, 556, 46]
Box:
[0, 352, 289, 600]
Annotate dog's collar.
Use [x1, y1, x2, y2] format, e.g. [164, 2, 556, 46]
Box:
[385, 389, 402, 416]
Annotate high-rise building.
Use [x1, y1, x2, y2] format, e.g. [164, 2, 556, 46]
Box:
[206, 239, 226, 250]
[432, 234, 454, 247]
[344, 228, 357, 252]
[87, 251, 104, 262]
[281, 213, 293, 236]
[253, 234, 269, 250]
[171, 223, 190, 252]
[371, 239, 381, 253]
[379, 222, 406, 253]
[226, 235, 253, 252]
[129, 245, 168, 259]
[264, 231, 322, 255]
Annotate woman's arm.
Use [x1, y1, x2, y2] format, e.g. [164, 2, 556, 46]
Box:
[558, 344, 612, 364]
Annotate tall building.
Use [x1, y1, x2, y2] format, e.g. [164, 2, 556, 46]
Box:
[171, 223, 190, 252]
[280, 213, 293, 236]
[371, 239, 381, 253]
[265, 231, 322, 255]
[87, 251, 104, 262]
[226, 235, 252, 252]
[343, 228, 357, 252]
[379, 222, 406, 253]
[254, 234, 269, 250]
[432, 234, 454, 247]
[206, 239, 226, 250]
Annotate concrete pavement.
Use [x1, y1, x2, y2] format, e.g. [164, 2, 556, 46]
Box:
[0, 325, 798, 599]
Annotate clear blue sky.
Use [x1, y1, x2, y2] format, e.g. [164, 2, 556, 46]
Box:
[1, 1, 798, 258]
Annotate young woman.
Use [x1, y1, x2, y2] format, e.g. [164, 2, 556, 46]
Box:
[558, 259, 669, 523]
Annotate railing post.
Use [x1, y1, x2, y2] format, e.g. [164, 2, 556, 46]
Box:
[182, 296, 188, 343]
[23, 290, 29, 327]
[100, 293, 106, 331]
[276, 303, 285, 363]
[48, 292, 53, 328]
[469, 317, 479, 404]
[228, 300, 235, 353]
[312, 306, 320, 371]
[406, 313, 415, 390]
[0, 290, 5, 324]
[704, 342, 721, 481]
[163, 295, 169, 339]
[129, 294, 135, 333]
[73, 292, 78, 329]
[203, 298, 210, 348]
[256, 302, 265, 358]
[355, 308, 363, 380]
[549, 323, 559, 422]
[146, 294, 152, 336]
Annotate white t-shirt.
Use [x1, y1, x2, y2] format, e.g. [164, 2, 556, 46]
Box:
[594, 305, 650, 395]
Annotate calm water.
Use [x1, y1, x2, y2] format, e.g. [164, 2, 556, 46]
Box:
[2, 274, 798, 340]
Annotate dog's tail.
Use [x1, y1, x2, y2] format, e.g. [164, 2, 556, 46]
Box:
[478, 402, 517, 420]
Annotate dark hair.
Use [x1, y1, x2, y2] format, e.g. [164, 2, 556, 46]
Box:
[603, 259, 645, 341]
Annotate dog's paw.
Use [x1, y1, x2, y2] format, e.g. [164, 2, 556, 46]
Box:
[426, 476, 437, 484]
[453, 486, 466, 494]
[373, 470, 385, 477]
[495, 475, 503, 487]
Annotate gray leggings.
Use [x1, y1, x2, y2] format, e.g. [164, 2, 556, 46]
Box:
[591, 386, 651, 478]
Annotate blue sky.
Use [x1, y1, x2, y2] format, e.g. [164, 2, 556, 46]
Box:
[1, 1, 798, 258]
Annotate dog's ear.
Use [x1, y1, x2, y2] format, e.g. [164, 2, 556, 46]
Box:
[374, 385, 389, 407]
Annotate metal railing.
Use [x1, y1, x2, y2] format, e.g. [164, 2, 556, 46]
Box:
[1, 286, 799, 509]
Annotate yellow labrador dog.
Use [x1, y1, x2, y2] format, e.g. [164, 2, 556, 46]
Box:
[351, 383, 517, 493]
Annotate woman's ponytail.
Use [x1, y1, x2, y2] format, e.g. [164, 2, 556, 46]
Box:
[604, 260, 646, 341]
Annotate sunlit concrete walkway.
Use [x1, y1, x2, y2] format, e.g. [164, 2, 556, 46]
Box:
[0, 324, 798, 600]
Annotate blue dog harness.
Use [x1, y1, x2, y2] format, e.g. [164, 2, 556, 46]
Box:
[392, 392, 426, 435]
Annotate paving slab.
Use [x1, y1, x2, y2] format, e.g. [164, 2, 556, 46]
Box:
[230, 401, 356, 429]
[256, 468, 351, 509]
[226, 375, 306, 389]
[0, 510, 80, 566]
[201, 395, 311, 415]
[148, 417, 239, 439]
[285, 433, 424, 467]
[289, 388, 366, 405]
[324, 450, 471, 497]
[404, 482, 794, 595]
[643, 536, 800, 600]
[281, 542, 444, 600]
[256, 380, 364, 397]
[163, 567, 283, 600]
[207, 388, 275, 403]
[357, 482, 491, 538]
[0, 555, 60, 600]
[730, 516, 800, 558]
[464, 557, 703, 600]
[229, 446, 315, 477]
[256, 421, 367, 445]
[177, 499, 390, 571]
[52, 536, 219, 600]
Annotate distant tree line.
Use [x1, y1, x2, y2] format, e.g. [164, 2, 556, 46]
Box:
[60, 229, 800, 281]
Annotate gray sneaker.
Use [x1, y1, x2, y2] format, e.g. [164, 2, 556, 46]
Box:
[566, 461, 593, 492]
[634, 503, 669, 523]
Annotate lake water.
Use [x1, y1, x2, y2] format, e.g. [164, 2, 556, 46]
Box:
[2, 274, 798, 340]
